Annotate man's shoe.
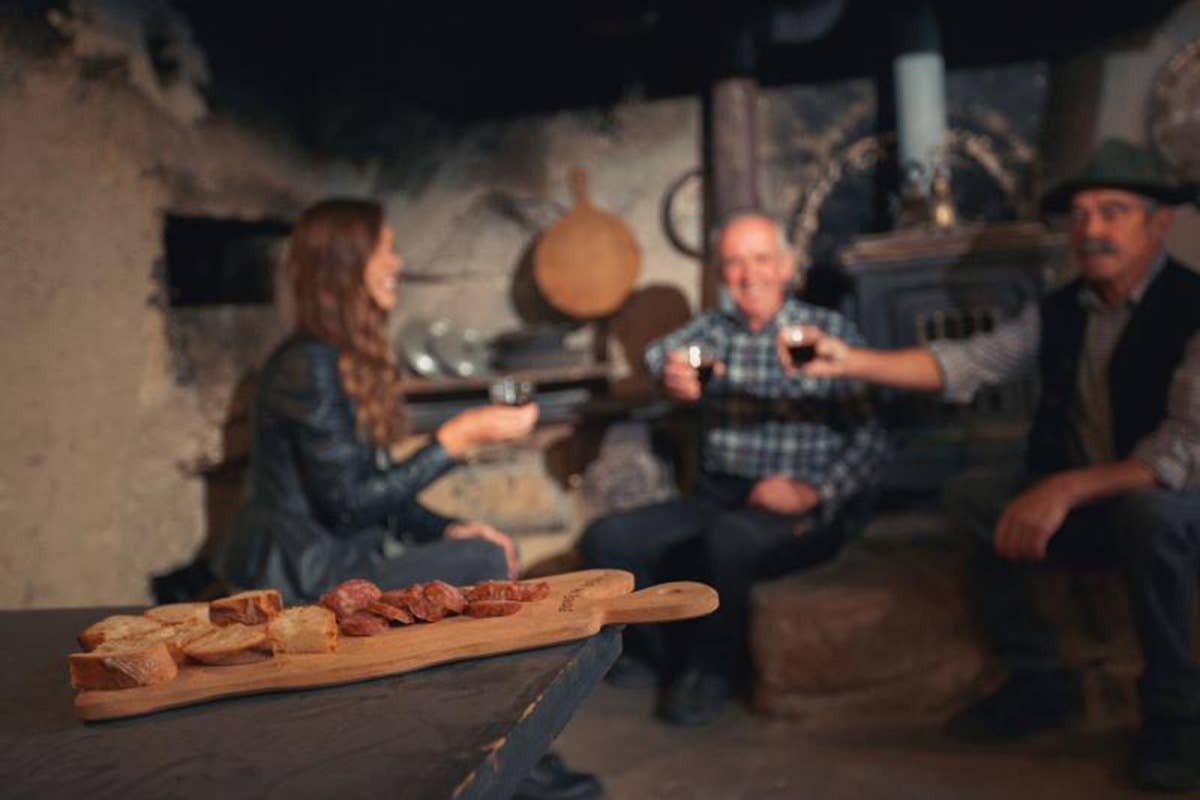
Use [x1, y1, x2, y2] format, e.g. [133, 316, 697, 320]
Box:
[944, 667, 1084, 743]
[604, 653, 659, 690]
[512, 752, 602, 800]
[1133, 716, 1200, 792]
[657, 669, 730, 727]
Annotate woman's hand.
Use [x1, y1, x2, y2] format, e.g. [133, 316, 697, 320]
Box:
[445, 520, 519, 579]
[436, 403, 539, 456]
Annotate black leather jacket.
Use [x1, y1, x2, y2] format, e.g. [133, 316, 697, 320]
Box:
[216, 333, 459, 602]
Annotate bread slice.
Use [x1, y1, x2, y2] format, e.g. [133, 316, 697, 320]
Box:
[78, 615, 165, 651]
[69, 641, 178, 690]
[144, 602, 210, 626]
[183, 623, 272, 666]
[95, 622, 214, 664]
[209, 590, 282, 626]
[267, 606, 337, 654]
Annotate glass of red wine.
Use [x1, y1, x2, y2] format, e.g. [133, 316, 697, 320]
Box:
[782, 325, 818, 368]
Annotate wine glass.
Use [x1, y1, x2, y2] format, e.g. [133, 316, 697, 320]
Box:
[781, 325, 819, 368]
[489, 376, 534, 406]
[683, 343, 717, 389]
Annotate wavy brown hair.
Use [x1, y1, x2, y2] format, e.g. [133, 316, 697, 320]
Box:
[288, 198, 408, 447]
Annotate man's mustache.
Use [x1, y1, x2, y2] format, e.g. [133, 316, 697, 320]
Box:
[1077, 238, 1117, 255]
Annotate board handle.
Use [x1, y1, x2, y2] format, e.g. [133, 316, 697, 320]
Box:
[593, 581, 718, 625]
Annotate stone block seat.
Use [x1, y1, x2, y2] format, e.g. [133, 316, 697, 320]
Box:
[746, 508, 1189, 730]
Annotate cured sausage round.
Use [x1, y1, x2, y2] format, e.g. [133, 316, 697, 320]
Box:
[338, 611, 389, 637]
[464, 600, 523, 618]
[367, 601, 414, 625]
[517, 581, 550, 602]
[423, 580, 466, 615]
[465, 580, 550, 603]
[320, 579, 382, 619]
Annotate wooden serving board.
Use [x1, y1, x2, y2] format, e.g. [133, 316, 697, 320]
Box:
[74, 570, 717, 721]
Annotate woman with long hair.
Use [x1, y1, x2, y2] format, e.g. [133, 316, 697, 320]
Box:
[215, 198, 538, 603]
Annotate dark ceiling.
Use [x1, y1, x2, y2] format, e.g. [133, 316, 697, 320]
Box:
[170, 0, 1182, 153]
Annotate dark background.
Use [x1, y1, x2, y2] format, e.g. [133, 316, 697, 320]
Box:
[167, 0, 1182, 155]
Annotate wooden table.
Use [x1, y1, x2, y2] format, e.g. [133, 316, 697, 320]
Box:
[0, 607, 620, 800]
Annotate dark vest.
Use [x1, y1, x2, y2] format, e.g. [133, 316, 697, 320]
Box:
[1027, 258, 1200, 475]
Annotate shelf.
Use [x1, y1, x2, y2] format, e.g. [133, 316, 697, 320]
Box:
[400, 364, 610, 397]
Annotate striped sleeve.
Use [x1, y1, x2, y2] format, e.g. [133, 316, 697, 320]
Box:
[927, 303, 1040, 403]
[1132, 331, 1200, 489]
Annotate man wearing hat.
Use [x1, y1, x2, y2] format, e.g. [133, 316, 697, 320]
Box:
[790, 139, 1200, 791]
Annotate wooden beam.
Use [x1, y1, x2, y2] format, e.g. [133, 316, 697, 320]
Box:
[705, 75, 761, 308]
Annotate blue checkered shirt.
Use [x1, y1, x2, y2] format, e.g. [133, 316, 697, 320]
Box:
[645, 298, 889, 520]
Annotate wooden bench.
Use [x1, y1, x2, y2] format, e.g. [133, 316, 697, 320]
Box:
[747, 515, 1181, 730]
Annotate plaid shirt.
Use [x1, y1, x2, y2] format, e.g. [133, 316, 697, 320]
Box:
[645, 298, 889, 520]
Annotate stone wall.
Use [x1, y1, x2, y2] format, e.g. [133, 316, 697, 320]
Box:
[0, 8, 336, 607]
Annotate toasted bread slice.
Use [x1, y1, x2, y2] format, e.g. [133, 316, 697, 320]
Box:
[96, 622, 214, 664]
[78, 615, 165, 651]
[144, 602, 210, 626]
[183, 623, 272, 665]
[69, 641, 178, 690]
[267, 606, 338, 654]
[209, 589, 282, 626]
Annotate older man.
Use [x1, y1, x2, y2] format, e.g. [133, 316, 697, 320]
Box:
[801, 139, 1200, 792]
[580, 212, 888, 726]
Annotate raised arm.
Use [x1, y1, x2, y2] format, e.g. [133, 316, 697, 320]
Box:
[271, 343, 536, 534]
[791, 304, 1041, 402]
[828, 346, 944, 392]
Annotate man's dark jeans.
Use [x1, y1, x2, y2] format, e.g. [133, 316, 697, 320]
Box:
[944, 465, 1200, 721]
[579, 471, 850, 682]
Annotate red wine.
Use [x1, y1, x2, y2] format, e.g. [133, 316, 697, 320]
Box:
[788, 343, 816, 366]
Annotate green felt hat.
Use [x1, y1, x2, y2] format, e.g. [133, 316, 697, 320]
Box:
[1041, 138, 1197, 213]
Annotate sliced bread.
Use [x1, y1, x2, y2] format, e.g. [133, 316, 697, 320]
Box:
[144, 602, 211, 626]
[96, 622, 214, 664]
[183, 623, 272, 666]
[69, 641, 178, 690]
[78, 615, 165, 651]
[267, 606, 338, 654]
[209, 589, 282, 626]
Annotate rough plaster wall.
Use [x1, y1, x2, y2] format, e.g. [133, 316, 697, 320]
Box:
[382, 99, 704, 367]
[0, 27, 332, 608]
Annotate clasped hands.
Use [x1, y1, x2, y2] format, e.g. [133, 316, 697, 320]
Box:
[748, 475, 820, 528]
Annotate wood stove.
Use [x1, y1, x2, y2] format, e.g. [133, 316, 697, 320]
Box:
[836, 221, 1068, 491]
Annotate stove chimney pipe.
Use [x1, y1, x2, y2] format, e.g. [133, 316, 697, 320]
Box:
[893, 1, 949, 197]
